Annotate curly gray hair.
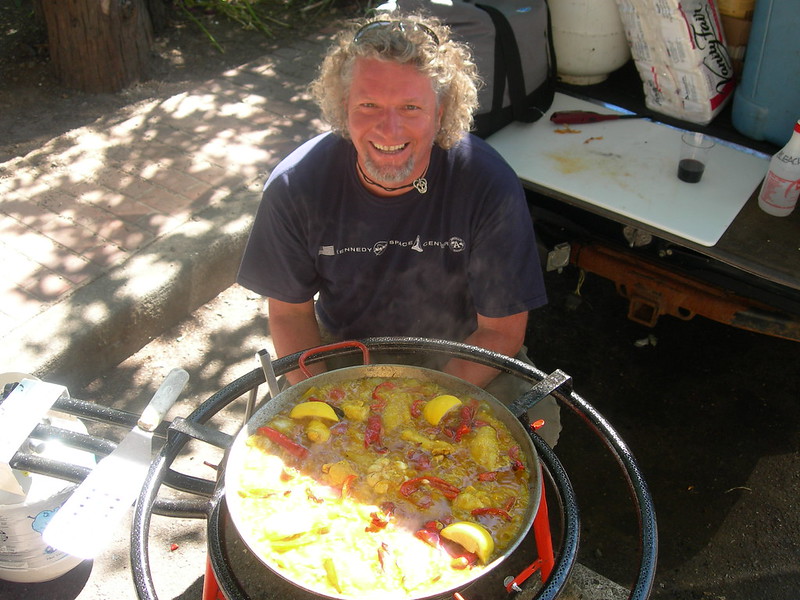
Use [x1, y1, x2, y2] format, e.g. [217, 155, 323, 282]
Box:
[309, 14, 480, 149]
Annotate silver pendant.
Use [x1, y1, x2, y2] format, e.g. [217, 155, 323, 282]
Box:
[413, 177, 428, 194]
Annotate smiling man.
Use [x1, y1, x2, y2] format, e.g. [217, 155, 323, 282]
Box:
[348, 56, 439, 190]
[237, 14, 560, 445]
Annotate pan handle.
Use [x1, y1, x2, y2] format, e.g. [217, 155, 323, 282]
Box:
[298, 340, 370, 378]
[507, 370, 573, 419]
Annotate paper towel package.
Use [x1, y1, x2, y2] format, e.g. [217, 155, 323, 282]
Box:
[615, 0, 735, 125]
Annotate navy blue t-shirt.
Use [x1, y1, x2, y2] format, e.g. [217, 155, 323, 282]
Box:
[237, 132, 547, 342]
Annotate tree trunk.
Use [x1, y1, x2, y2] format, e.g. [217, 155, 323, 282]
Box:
[40, 0, 154, 93]
[145, 0, 169, 35]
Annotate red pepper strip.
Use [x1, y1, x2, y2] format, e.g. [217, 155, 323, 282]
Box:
[399, 476, 461, 500]
[364, 415, 388, 453]
[471, 507, 512, 521]
[377, 543, 392, 570]
[477, 471, 498, 481]
[504, 496, 517, 512]
[398, 477, 423, 496]
[366, 511, 390, 532]
[450, 554, 476, 570]
[453, 402, 484, 441]
[257, 426, 309, 459]
[509, 445, 525, 472]
[455, 406, 473, 441]
[407, 448, 432, 471]
[306, 488, 325, 504]
[424, 520, 443, 532]
[428, 477, 461, 499]
[341, 474, 357, 499]
[410, 398, 425, 418]
[441, 542, 478, 567]
[371, 381, 396, 400]
[414, 528, 441, 548]
[454, 423, 471, 442]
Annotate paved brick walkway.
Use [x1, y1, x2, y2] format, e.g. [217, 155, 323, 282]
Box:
[0, 34, 330, 386]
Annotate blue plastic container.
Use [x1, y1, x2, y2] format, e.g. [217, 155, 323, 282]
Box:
[731, 0, 800, 146]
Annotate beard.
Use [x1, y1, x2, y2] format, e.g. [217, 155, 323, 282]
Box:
[362, 154, 416, 186]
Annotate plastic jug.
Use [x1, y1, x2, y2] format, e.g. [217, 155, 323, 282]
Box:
[731, 0, 800, 146]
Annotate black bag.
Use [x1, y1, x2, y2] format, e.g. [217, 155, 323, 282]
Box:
[383, 0, 556, 138]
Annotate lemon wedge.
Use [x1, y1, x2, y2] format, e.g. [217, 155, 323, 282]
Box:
[422, 394, 462, 426]
[290, 401, 339, 422]
[440, 521, 494, 564]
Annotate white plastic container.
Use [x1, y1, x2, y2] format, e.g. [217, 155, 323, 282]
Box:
[757, 120, 800, 217]
[0, 374, 95, 583]
[0, 483, 83, 583]
[550, 0, 631, 85]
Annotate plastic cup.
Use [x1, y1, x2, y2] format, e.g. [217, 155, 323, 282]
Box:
[677, 132, 715, 183]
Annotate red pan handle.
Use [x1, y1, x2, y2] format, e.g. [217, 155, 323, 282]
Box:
[298, 340, 370, 377]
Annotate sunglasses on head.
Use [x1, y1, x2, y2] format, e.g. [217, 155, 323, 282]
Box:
[353, 20, 440, 47]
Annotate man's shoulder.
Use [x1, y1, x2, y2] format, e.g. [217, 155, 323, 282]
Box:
[271, 132, 350, 180]
[450, 133, 511, 164]
[285, 132, 347, 163]
[444, 133, 518, 181]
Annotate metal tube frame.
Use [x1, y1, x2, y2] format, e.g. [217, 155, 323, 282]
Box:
[130, 337, 657, 600]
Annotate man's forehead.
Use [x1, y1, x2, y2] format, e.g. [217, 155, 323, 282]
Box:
[350, 58, 435, 92]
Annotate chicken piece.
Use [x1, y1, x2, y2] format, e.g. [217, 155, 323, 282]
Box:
[365, 457, 408, 493]
[400, 430, 455, 455]
[265, 416, 294, 435]
[382, 395, 411, 433]
[322, 460, 358, 486]
[306, 419, 331, 443]
[341, 400, 369, 422]
[451, 485, 494, 512]
[300, 386, 322, 401]
[469, 426, 502, 471]
[365, 472, 391, 494]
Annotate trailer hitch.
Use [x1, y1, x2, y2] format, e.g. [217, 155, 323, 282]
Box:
[569, 242, 800, 342]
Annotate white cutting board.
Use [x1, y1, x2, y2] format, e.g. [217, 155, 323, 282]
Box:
[487, 93, 770, 247]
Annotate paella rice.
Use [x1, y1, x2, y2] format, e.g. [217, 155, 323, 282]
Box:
[233, 376, 532, 598]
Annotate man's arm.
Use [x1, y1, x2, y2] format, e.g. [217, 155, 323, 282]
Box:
[267, 298, 325, 385]
[442, 311, 529, 389]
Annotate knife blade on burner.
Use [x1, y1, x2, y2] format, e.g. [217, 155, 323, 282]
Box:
[43, 367, 189, 559]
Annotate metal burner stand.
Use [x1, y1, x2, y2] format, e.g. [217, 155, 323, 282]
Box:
[129, 337, 657, 600]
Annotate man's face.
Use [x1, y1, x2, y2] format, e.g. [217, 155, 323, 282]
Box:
[346, 58, 441, 194]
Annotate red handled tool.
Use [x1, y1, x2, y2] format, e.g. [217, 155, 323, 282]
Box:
[550, 110, 644, 124]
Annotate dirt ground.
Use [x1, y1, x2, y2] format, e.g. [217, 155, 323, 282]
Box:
[2, 3, 799, 599]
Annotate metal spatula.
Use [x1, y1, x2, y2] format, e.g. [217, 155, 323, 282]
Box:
[43, 367, 189, 559]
